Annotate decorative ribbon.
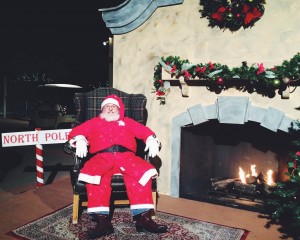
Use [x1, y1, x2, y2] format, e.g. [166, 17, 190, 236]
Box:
[211, 6, 226, 21]
[243, 4, 263, 25]
[196, 66, 207, 74]
[158, 59, 172, 73]
[255, 63, 265, 75]
[208, 69, 223, 78]
[183, 70, 191, 78]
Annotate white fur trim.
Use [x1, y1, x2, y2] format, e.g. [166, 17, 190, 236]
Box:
[138, 169, 158, 186]
[130, 204, 155, 210]
[101, 98, 120, 109]
[88, 206, 110, 213]
[118, 120, 125, 126]
[78, 173, 101, 184]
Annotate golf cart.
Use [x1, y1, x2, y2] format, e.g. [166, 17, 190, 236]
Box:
[28, 84, 83, 130]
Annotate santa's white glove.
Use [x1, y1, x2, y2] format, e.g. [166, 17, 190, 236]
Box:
[144, 135, 160, 158]
[69, 135, 88, 158]
[76, 139, 88, 158]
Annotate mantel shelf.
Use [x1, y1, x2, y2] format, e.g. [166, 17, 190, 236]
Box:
[162, 79, 300, 87]
[161, 78, 299, 99]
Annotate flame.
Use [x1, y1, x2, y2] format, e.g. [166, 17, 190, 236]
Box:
[250, 164, 258, 177]
[239, 165, 275, 186]
[267, 170, 274, 185]
[239, 167, 247, 184]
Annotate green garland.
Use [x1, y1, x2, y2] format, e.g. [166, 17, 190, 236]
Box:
[199, 0, 266, 32]
[153, 53, 300, 104]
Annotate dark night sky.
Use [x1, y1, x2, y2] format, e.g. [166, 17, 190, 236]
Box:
[0, 0, 123, 88]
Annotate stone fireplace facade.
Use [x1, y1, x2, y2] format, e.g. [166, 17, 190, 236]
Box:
[170, 96, 295, 197]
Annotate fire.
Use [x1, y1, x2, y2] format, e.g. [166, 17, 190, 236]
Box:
[239, 167, 247, 184]
[250, 164, 258, 177]
[267, 170, 274, 185]
[239, 165, 274, 186]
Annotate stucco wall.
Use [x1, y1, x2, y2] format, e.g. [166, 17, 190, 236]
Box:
[111, 0, 300, 195]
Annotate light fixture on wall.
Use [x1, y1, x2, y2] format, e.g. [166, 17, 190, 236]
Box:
[103, 37, 113, 46]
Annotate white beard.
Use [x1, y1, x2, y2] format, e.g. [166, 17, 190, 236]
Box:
[100, 112, 120, 122]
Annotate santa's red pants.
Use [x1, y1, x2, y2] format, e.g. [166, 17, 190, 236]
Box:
[85, 154, 155, 213]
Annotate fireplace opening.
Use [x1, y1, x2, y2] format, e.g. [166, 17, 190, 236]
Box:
[179, 120, 291, 212]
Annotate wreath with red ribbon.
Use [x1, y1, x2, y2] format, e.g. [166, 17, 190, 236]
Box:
[200, 0, 266, 32]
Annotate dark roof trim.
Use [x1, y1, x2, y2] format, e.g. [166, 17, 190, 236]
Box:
[99, 0, 184, 35]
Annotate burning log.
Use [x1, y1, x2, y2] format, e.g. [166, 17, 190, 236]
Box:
[257, 172, 268, 184]
[210, 170, 277, 199]
[232, 181, 257, 196]
[209, 165, 277, 203]
[256, 172, 277, 196]
[210, 178, 237, 190]
[246, 176, 257, 185]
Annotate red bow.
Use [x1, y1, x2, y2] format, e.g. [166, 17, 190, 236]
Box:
[171, 65, 177, 73]
[211, 6, 226, 21]
[156, 90, 165, 96]
[243, 4, 262, 25]
[183, 70, 191, 78]
[209, 61, 215, 70]
[196, 66, 207, 74]
[256, 63, 265, 75]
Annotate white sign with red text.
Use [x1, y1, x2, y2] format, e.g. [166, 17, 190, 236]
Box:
[1, 129, 71, 147]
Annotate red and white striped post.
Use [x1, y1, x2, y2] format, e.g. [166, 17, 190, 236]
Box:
[35, 128, 44, 188]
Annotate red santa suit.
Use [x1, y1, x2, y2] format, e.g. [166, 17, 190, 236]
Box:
[68, 94, 158, 214]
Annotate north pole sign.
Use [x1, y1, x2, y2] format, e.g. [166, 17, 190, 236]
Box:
[1, 128, 72, 188]
[1, 129, 71, 147]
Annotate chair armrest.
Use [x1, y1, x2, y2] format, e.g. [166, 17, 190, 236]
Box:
[63, 141, 74, 154]
[63, 141, 84, 170]
[144, 142, 162, 174]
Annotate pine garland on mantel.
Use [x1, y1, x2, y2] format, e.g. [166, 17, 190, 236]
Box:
[153, 53, 300, 104]
[199, 0, 266, 32]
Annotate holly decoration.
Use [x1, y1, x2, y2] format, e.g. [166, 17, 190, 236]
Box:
[265, 121, 300, 238]
[199, 0, 266, 32]
[153, 53, 300, 104]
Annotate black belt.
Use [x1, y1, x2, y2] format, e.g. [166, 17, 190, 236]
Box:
[93, 145, 134, 156]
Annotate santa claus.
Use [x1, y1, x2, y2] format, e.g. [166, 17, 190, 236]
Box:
[68, 94, 167, 238]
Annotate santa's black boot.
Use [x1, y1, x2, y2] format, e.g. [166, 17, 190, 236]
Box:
[135, 210, 168, 233]
[87, 214, 114, 239]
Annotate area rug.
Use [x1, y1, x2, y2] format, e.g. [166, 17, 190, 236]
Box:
[7, 205, 249, 240]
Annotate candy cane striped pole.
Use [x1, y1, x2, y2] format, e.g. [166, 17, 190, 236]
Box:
[35, 128, 44, 188]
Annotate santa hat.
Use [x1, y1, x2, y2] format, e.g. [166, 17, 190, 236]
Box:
[101, 94, 125, 120]
[101, 96, 120, 109]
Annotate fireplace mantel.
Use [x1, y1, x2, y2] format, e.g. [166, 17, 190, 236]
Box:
[170, 96, 295, 197]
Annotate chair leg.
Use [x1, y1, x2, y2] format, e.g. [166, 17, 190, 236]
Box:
[152, 191, 157, 219]
[73, 194, 80, 224]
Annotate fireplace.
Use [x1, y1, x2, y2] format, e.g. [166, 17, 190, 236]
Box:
[179, 120, 291, 212]
[170, 96, 295, 212]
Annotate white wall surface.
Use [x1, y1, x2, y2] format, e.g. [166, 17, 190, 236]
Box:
[111, 0, 300, 195]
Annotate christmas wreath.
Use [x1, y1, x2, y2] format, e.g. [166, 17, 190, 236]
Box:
[199, 0, 266, 31]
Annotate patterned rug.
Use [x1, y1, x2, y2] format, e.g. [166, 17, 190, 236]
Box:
[7, 205, 249, 240]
